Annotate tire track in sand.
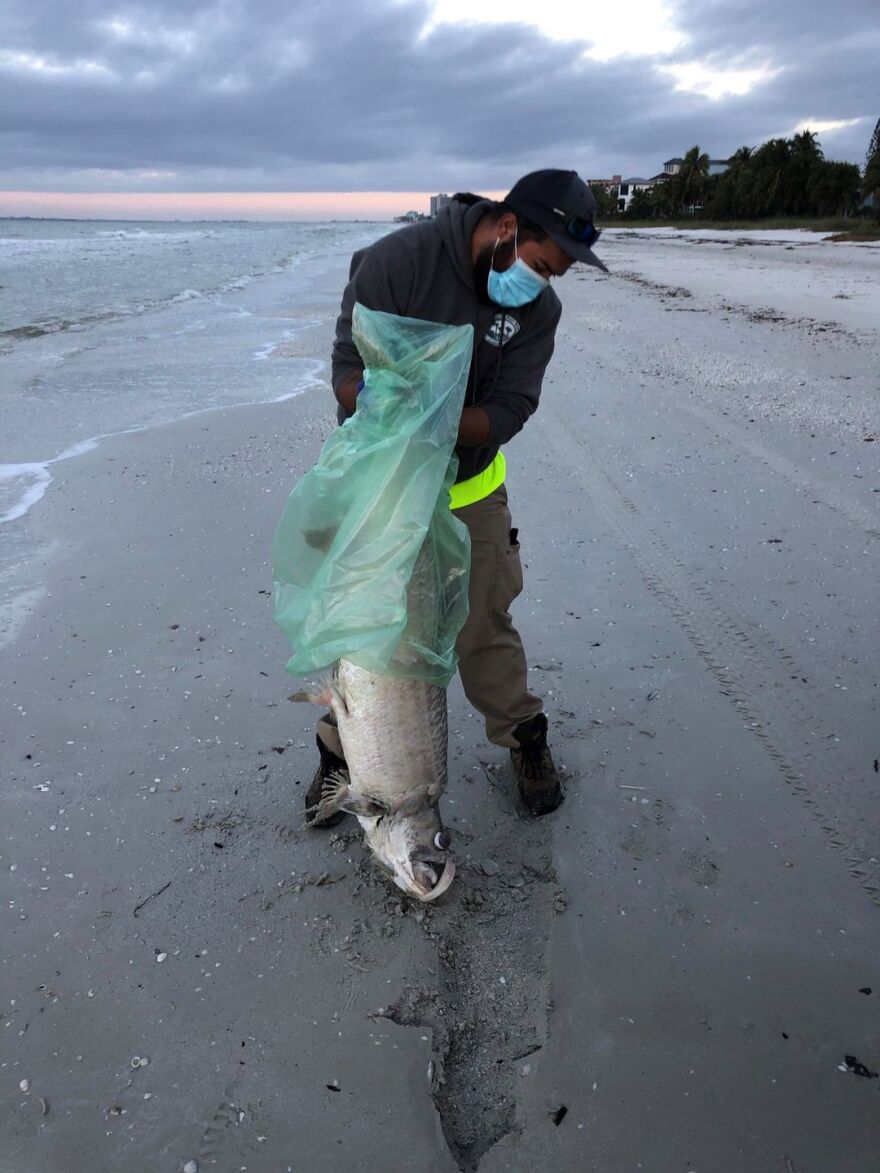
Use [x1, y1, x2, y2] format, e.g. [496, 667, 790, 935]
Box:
[547, 415, 880, 909]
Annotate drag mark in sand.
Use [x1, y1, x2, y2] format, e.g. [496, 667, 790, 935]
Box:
[548, 416, 880, 910]
[376, 782, 558, 1172]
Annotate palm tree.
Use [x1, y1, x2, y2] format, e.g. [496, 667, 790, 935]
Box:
[808, 161, 862, 216]
[708, 146, 754, 218]
[787, 130, 825, 213]
[624, 187, 654, 220]
[749, 137, 791, 216]
[791, 129, 823, 162]
[677, 145, 710, 213]
[863, 118, 880, 207]
[650, 175, 678, 218]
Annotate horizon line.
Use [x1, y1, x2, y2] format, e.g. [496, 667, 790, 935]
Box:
[0, 190, 507, 221]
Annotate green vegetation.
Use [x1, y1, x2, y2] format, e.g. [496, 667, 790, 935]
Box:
[826, 227, 880, 242]
[863, 118, 880, 205]
[604, 125, 879, 226]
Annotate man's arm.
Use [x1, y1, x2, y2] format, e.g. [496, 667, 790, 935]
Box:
[332, 237, 415, 404]
[334, 369, 362, 415]
[457, 406, 491, 447]
[472, 295, 562, 446]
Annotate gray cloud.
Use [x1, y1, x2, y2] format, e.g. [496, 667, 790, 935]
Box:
[0, 0, 874, 193]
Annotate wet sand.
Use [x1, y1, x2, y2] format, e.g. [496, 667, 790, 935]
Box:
[2, 230, 879, 1172]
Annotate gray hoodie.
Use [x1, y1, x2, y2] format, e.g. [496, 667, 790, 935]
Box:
[331, 198, 562, 484]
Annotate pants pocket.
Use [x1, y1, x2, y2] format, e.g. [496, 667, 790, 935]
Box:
[494, 528, 524, 614]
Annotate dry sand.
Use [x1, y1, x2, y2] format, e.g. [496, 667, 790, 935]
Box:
[2, 230, 879, 1172]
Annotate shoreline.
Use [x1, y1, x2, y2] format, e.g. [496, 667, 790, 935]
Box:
[0, 234, 366, 653]
[0, 360, 325, 526]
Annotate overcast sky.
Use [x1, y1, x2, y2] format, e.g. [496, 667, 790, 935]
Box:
[0, 0, 875, 217]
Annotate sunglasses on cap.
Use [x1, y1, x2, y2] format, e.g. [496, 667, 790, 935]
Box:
[565, 216, 601, 248]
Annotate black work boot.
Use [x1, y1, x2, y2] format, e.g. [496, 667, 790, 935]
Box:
[510, 713, 563, 816]
[304, 733, 349, 829]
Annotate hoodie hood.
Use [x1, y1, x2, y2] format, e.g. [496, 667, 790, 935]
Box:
[433, 198, 496, 292]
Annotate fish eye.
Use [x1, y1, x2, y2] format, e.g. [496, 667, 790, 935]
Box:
[433, 829, 452, 851]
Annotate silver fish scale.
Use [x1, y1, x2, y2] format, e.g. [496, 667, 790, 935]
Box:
[334, 659, 448, 809]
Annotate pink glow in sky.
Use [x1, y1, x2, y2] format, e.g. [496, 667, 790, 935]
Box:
[0, 190, 504, 221]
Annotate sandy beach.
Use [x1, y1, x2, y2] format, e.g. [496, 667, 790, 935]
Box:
[2, 228, 879, 1172]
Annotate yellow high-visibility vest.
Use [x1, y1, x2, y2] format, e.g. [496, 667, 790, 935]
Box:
[449, 451, 506, 511]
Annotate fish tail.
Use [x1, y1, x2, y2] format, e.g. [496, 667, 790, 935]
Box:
[310, 769, 350, 820]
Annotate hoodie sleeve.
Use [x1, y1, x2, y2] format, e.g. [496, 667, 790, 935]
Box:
[331, 235, 416, 394]
[478, 293, 562, 446]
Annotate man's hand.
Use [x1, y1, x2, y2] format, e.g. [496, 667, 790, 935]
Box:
[457, 406, 491, 448]
[334, 370, 363, 415]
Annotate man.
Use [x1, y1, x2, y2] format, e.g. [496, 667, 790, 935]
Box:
[307, 169, 606, 825]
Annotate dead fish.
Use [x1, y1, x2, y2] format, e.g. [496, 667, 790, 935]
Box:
[297, 659, 455, 901]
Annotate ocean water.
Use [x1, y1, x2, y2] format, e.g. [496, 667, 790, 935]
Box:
[0, 216, 389, 643]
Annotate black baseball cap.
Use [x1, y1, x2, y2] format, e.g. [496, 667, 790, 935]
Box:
[504, 169, 607, 271]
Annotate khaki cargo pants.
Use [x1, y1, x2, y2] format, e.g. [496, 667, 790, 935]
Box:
[451, 484, 542, 747]
[316, 484, 542, 757]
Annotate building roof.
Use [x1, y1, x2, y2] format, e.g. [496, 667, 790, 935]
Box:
[663, 156, 730, 166]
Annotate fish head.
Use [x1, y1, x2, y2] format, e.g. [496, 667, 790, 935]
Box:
[361, 805, 455, 902]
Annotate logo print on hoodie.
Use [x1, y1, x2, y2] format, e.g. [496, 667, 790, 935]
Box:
[485, 314, 520, 347]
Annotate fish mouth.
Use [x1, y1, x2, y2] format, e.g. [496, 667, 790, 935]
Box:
[402, 857, 456, 902]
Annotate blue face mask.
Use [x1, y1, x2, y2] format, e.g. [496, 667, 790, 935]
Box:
[487, 230, 549, 307]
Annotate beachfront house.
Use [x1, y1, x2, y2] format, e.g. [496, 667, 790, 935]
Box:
[588, 174, 622, 192]
[617, 178, 657, 213]
[587, 156, 734, 214]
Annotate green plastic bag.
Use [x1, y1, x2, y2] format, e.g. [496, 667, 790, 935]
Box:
[271, 303, 474, 686]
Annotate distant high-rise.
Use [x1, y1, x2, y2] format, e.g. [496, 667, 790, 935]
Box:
[430, 193, 451, 217]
